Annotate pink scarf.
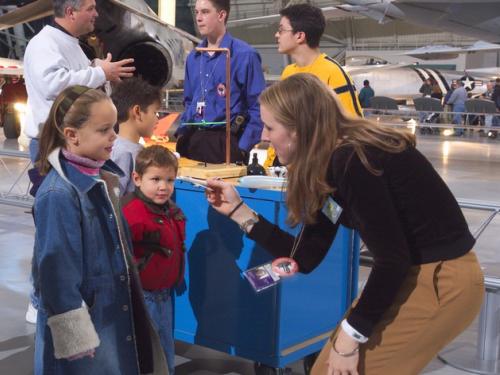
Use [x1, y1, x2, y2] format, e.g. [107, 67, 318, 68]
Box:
[61, 148, 105, 177]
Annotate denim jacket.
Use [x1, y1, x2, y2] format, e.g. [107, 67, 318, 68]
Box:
[32, 148, 168, 375]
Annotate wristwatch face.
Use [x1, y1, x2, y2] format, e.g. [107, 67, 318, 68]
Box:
[240, 214, 258, 233]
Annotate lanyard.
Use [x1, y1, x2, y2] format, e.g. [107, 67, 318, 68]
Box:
[199, 52, 222, 104]
[289, 225, 305, 259]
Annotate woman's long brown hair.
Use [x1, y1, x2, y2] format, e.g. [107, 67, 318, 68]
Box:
[259, 73, 415, 226]
[36, 87, 109, 175]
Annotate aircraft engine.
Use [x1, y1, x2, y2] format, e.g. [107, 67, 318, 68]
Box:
[90, 0, 176, 87]
[109, 38, 172, 88]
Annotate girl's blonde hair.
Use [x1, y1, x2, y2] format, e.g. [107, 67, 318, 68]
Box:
[37, 86, 109, 175]
[259, 73, 415, 226]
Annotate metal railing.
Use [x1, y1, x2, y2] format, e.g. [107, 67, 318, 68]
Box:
[364, 108, 500, 130]
[0, 148, 32, 208]
[438, 200, 500, 375]
[164, 88, 185, 113]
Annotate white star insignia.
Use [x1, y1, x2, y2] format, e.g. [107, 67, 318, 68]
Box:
[462, 76, 475, 91]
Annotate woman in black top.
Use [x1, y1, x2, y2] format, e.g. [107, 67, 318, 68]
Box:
[206, 74, 484, 375]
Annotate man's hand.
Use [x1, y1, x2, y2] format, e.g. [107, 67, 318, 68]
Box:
[95, 53, 135, 82]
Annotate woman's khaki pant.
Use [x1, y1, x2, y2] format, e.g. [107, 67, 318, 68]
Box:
[312, 251, 485, 375]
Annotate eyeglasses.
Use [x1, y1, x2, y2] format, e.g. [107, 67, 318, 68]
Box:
[276, 27, 294, 35]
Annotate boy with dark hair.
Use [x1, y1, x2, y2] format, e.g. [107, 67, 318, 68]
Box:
[276, 3, 361, 117]
[265, 3, 362, 166]
[111, 78, 162, 195]
[122, 145, 186, 375]
[278, 4, 325, 49]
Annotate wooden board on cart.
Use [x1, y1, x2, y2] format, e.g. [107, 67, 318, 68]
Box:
[144, 141, 246, 179]
[179, 163, 247, 179]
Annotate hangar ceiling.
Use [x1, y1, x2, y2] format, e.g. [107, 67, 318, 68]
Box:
[187, 0, 475, 52]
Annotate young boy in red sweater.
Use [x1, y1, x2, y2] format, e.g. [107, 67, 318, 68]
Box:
[122, 145, 185, 375]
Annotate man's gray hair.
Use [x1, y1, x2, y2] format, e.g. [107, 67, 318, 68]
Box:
[53, 0, 85, 18]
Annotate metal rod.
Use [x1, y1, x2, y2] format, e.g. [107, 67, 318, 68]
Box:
[6, 160, 30, 196]
[457, 199, 500, 211]
[0, 149, 30, 158]
[195, 47, 231, 165]
[0, 194, 33, 209]
[472, 210, 499, 240]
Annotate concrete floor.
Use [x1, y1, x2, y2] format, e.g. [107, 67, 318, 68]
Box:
[0, 132, 499, 374]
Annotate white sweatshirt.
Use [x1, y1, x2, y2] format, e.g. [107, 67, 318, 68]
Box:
[23, 25, 107, 139]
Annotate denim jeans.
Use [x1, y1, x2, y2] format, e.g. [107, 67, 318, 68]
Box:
[143, 288, 175, 374]
[493, 115, 500, 127]
[452, 103, 465, 135]
[29, 138, 39, 163]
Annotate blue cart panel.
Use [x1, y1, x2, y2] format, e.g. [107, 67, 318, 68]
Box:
[174, 181, 359, 367]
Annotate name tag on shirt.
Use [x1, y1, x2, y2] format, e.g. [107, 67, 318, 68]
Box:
[196, 101, 206, 116]
[322, 196, 343, 224]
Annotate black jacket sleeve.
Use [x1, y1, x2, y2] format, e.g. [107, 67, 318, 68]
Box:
[247, 210, 340, 274]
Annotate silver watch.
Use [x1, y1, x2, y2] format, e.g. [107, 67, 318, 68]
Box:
[239, 213, 259, 233]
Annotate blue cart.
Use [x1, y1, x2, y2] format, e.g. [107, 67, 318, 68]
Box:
[173, 181, 360, 373]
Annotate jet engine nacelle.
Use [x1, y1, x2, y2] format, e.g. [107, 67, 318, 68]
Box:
[91, 0, 172, 87]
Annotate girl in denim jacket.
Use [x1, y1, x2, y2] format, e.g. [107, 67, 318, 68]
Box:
[32, 86, 168, 375]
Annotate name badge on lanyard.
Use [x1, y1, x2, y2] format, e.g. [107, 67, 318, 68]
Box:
[196, 101, 206, 117]
[243, 263, 280, 293]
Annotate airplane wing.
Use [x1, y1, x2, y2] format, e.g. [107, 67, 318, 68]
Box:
[346, 62, 411, 75]
[403, 41, 500, 60]
[0, 0, 52, 31]
[403, 45, 463, 60]
[393, 0, 500, 43]
[334, 2, 405, 24]
[335, 1, 500, 43]
[465, 68, 500, 80]
[465, 41, 500, 53]
[108, 0, 199, 44]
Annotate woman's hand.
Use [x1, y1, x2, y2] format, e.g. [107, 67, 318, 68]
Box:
[205, 178, 242, 216]
[206, 178, 259, 231]
[327, 329, 360, 375]
[67, 348, 95, 361]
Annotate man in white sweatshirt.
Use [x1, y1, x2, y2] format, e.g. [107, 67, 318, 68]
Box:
[23, 0, 135, 324]
[23, 0, 135, 162]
